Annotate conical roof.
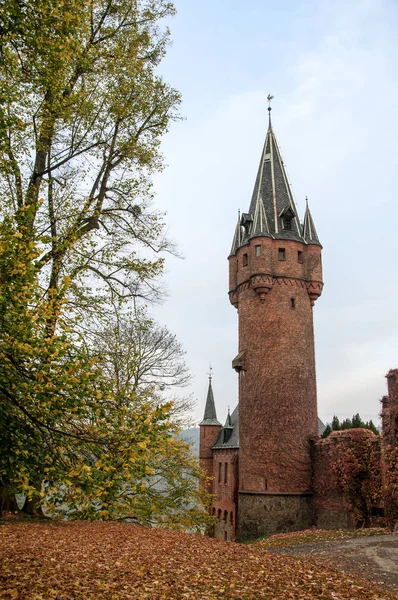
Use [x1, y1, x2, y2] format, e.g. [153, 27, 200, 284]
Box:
[199, 379, 221, 426]
[302, 200, 321, 245]
[229, 212, 242, 256]
[247, 122, 302, 241]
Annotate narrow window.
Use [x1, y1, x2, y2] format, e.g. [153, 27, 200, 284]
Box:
[224, 531, 228, 541]
[224, 462, 228, 483]
[297, 251, 303, 264]
[278, 248, 286, 261]
[290, 298, 295, 309]
[255, 245, 261, 257]
[242, 253, 248, 266]
[218, 462, 222, 483]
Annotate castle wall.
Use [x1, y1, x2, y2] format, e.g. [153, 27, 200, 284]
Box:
[237, 493, 313, 541]
[313, 429, 382, 529]
[381, 369, 398, 529]
[199, 424, 221, 496]
[211, 448, 239, 541]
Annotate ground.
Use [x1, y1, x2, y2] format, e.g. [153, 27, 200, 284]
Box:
[255, 529, 398, 596]
[1, 521, 397, 599]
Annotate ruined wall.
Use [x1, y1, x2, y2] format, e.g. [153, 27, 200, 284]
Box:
[313, 429, 382, 529]
[381, 369, 398, 529]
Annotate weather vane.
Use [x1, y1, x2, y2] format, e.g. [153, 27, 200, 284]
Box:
[267, 93, 274, 116]
[208, 364, 213, 382]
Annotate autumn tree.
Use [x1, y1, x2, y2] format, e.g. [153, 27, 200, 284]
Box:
[0, 0, 211, 529]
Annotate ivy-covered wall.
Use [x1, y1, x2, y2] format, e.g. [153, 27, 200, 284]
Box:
[313, 429, 382, 529]
[381, 369, 398, 530]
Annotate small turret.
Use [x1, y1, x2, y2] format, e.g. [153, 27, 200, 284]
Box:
[199, 372, 222, 496]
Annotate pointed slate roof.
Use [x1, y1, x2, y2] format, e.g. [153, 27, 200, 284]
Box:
[229, 212, 242, 256]
[199, 379, 221, 426]
[229, 113, 322, 254]
[302, 200, 321, 245]
[248, 120, 302, 241]
[212, 405, 239, 449]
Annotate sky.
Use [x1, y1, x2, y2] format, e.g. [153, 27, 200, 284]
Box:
[150, 0, 398, 427]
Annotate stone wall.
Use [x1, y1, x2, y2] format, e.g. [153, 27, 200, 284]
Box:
[237, 492, 314, 541]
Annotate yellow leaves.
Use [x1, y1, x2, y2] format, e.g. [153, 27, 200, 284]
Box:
[137, 441, 147, 450]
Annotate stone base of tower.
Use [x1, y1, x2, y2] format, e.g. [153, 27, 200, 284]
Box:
[236, 491, 314, 542]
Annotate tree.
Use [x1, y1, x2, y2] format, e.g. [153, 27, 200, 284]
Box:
[321, 414, 380, 439]
[0, 0, 211, 530]
[91, 303, 194, 425]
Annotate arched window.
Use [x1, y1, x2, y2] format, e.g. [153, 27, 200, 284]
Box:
[217, 508, 222, 520]
[223, 510, 228, 522]
[212, 507, 216, 516]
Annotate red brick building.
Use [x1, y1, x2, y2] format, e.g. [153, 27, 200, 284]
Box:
[199, 108, 398, 541]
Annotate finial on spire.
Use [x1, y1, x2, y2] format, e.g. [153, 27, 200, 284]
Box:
[306, 196, 309, 208]
[207, 364, 213, 382]
[267, 94, 274, 125]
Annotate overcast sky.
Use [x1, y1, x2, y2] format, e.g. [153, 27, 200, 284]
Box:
[150, 0, 398, 427]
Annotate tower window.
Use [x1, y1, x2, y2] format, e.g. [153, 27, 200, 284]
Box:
[298, 251, 303, 263]
[278, 248, 286, 261]
[290, 298, 295, 309]
[283, 217, 292, 230]
[242, 253, 248, 266]
[224, 462, 228, 483]
[218, 462, 222, 483]
[255, 245, 261, 257]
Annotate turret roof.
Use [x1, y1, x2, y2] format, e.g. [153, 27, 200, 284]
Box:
[199, 379, 221, 426]
[302, 200, 321, 245]
[248, 120, 302, 242]
[212, 405, 239, 449]
[229, 111, 321, 253]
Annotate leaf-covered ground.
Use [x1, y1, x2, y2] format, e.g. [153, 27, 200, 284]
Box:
[251, 527, 388, 548]
[0, 521, 396, 600]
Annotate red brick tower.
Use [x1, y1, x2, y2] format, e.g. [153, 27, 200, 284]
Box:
[229, 106, 323, 540]
[199, 375, 222, 497]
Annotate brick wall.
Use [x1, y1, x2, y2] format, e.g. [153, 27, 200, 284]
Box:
[211, 448, 239, 541]
[199, 424, 221, 496]
[230, 237, 322, 496]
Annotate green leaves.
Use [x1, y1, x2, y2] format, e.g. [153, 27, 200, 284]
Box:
[0, 0, 210, 532]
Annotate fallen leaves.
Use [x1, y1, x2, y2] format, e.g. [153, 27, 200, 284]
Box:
[251, 526, 388, 548]
[0, 522, 396, 599]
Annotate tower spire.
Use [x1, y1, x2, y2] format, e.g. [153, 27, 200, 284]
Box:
[230, 104, 305, 252]
[302, 198, 321, 245]
[199, 369, 221, 425]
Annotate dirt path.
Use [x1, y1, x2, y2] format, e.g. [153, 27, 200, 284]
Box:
[268, 534, 398, 596]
